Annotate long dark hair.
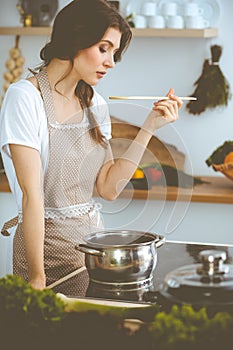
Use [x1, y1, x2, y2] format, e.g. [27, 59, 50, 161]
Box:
[39, 0, 132, 144]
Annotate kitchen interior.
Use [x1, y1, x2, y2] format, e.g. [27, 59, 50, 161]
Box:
[0, 1, 233, 348]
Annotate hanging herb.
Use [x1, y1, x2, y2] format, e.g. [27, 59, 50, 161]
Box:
[125, 13, 135, 28]
[186, 45, 231, 115]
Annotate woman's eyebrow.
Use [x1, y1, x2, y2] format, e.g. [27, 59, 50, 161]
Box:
[100, 40, 119, 50]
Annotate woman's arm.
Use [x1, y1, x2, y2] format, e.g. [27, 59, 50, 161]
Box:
[96, 90, 183, 200]
[10, 144, 46, 289]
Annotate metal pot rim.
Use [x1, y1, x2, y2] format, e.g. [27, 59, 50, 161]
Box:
[82, 229, 165, 249]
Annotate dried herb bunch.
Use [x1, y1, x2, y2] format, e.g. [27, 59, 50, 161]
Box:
[186, 45, 231, 115]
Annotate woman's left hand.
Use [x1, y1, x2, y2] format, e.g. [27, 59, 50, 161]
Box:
[142, 88, 183, 134]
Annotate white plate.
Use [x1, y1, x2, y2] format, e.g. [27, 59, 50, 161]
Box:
[194, 0, 221, 26]
[157, 0, 185, 16]
[125, 0, 148, 16]
[57, 293, 151, 308]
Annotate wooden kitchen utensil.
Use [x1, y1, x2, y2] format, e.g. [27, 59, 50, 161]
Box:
[109, 96, 197, 101]
[47, 266, 86, 289]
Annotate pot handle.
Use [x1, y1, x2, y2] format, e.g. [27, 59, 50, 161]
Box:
[155, 235, 166, 248]
[75, 244, 105, 257]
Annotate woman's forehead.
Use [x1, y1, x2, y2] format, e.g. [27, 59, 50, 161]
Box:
[100, 27, 122, 49]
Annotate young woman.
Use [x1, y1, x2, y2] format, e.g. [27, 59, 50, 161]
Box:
[0, 0, 183, 295]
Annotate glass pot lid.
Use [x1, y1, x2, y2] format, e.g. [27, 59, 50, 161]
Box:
[160, 250, 233, 304]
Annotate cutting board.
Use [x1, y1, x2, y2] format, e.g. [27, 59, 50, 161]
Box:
[110, 116, 185, 170]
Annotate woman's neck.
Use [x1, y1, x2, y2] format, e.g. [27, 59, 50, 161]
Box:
[46, 59, 80, 100]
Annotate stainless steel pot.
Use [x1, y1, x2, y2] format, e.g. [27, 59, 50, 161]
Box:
[75, 230, 165, 288]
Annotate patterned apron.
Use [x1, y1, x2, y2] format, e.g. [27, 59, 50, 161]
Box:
[1, 69, 108, 296]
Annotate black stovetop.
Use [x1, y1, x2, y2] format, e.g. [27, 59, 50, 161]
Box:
[83, 240, 233, 304]
[153, 240, 233, 290]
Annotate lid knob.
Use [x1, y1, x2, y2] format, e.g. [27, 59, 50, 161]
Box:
[197, 250, 229, 277]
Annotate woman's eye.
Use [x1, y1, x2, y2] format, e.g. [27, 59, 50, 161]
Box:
[99, 47, 107, 53]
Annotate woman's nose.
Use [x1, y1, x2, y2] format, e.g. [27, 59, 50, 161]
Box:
[104, 54, 115, 68]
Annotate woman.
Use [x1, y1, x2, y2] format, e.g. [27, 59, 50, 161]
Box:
[0, 0, 182, 295]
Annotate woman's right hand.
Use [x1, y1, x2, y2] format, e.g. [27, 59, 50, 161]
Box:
[29, 274, 46, 290]
[142, 88, 183, 134]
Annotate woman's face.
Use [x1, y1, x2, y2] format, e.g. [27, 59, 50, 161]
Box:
[73, 27, 122, 85]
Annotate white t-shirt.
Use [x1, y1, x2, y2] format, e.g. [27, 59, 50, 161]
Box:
[0, 79, 111, 211]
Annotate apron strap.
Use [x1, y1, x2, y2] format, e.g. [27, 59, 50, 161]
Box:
[1, 216, 19, 236]
[36, 69, 56, 124]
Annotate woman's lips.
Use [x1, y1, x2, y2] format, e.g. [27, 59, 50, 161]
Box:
[96, 71, 106, 78]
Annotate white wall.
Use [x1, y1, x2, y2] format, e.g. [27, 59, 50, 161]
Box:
[98, 196, 233, 246]
[0, 0, 232, 176]
[99, 0, 233, 176]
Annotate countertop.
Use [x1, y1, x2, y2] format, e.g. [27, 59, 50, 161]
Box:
[1, 172, 233, 204]
[121, 175, 233, 204]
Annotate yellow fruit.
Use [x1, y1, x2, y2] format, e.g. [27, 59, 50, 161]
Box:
[222, 152, 233, 178]
[224, 152, 233, 163]
[132, 168, 145, 179]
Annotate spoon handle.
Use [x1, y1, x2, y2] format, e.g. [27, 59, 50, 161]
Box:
[109, 96, 197, 101]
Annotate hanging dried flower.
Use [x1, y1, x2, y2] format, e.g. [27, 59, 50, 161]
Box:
[186, 45, 231, 115]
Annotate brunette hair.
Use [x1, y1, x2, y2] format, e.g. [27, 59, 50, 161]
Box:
[39, 0, 132, 144]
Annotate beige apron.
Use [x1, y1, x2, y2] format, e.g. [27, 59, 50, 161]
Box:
[1, 69, 108, 296]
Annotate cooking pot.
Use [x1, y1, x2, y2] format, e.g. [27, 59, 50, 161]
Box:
[144, 249, 233, 313]
[75, 230, 165, 289]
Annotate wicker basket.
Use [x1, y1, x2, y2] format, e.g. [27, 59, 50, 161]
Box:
[212, 162, 233, 181]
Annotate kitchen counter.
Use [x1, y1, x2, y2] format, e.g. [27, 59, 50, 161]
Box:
[121, 176, 233, 204]
[1, 172, 233, 204]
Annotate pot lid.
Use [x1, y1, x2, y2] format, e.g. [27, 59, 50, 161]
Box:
[160, 250, 233, 305]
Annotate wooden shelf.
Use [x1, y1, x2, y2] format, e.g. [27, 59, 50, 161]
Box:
[0, 26, 218, 38]
[0, 26, 52, 36]
[1, 173, 233, 204]
[131, 27, 218, 38]
[119, 176, 233, 204]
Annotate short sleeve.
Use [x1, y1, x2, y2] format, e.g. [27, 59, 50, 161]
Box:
[0, 82, 42, 158]
[91, 91, 112, 141]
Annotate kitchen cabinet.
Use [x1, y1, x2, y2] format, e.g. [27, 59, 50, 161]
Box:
[0, 26, 218, 38]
